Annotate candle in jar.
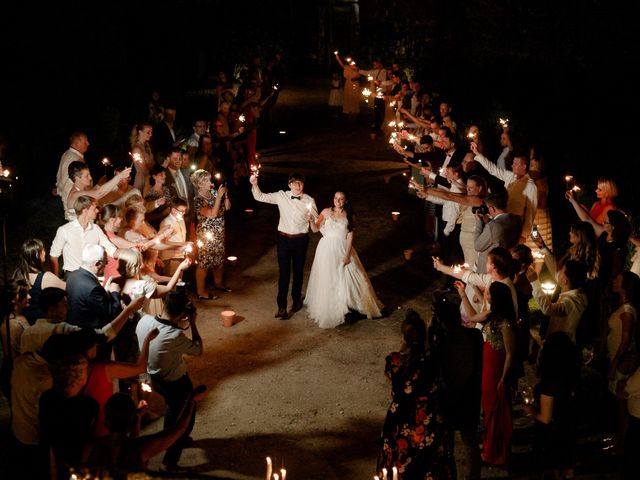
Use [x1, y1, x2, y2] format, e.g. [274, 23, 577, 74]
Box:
[391, 211, 400, 221]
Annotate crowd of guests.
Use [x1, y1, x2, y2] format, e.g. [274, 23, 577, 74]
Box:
[0, 53, 286, 479]
[371, 61, 639, 479]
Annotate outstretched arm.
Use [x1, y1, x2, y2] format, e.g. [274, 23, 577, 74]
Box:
[565, 190, 605, 237]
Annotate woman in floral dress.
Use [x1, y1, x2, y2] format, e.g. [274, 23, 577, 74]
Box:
[190, 169, 231, 299]
[377, 310, 452, 479]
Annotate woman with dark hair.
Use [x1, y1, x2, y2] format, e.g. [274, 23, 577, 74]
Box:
[305, 191, 383, 328]
[0, 279, 30, 360]
[455, 281, 516, 466]
[525, 331, 579, 479]
[377, 310, 452, 479]
[12, 238, 66, 325]
[143, 164, 172, 228]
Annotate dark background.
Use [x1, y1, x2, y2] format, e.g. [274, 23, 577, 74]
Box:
[1, 0, 638, 218]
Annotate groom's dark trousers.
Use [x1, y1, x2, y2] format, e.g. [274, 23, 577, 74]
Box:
[276, 232, 309, 310]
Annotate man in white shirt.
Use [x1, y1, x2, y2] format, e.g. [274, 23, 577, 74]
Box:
[496, 130, 513, 170]
[50, 195, 121, 276]
[527, 259, 588, 344]
[359, 58, 390, 139]
[471, 142, 537, 243]
[186, 119, 207, 158]
[135, 292, 202, 471]
[55, 131, 89, 198]
[250, 172, 318, 319]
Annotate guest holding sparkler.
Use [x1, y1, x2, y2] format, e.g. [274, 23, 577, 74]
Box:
[130, 123, 155, 193]
[567, 177, 618, 225]
[334, 51, 360, 118]
[190, 169, 231, 300]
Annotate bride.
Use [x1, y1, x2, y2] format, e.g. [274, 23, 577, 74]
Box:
[305, 190, 383, 328]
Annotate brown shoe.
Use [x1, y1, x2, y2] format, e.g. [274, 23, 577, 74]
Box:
[275, 308, 288, 319]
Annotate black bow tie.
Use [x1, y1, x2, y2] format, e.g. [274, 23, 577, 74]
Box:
[291, 195, 301, 200]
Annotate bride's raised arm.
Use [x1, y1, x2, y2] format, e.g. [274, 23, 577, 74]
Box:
[309, 208, 328, 233]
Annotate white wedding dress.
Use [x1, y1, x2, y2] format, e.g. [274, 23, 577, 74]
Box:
[305, 215, 383, 328]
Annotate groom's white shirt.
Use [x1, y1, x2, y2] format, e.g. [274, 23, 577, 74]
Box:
[252, 187, 318, 234]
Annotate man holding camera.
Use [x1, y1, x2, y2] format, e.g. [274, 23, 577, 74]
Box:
[136, 291, 202, 472]
[474, 190, 521, 274]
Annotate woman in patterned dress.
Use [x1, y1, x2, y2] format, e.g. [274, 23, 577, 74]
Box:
[377, 310, 452, 479]
[190, 169, 231, 300]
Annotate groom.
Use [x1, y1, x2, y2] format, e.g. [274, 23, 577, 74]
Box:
[250, 172, 318, 319]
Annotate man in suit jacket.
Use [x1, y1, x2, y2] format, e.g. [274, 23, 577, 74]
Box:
[66, 244, 122, 330]
[152, 105, 179, 163]
[164, 147, 194, 228]
[474, 190, 522, 274]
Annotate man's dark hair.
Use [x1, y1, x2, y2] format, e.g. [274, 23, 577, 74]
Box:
[485, 190, 508, 211]
[164, 291, 191, 318]
[563, 259, 587, 289]
[40, 287, 67, 314]
[488, 247, 515, 277]
[68, 160, 88, 182]
[288, 172, 305, 184]
[420, 135, 434, 146]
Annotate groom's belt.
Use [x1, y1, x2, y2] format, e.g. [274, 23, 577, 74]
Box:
[278, 231, 308, 238]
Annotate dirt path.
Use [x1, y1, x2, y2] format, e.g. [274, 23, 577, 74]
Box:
[143, 79, 442, 479]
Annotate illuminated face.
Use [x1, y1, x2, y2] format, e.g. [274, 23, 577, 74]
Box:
[289, 180, 304, 196]
[199, 176, 212, 191]
[78, 168, 93, 188]
[133, 212, 145, 230]
[333, 192, 346, 209]
[439, 102, 450, 117]
[511, 157, 527, 177]
[74, 135, 90, 154]
[87, 202, 99, 221]
[168, 153, 182, 170]
[596, 182, 608, 199]
[569, 229, 578, 245]
[153, 171, 166, 186]
[110, 216, 122, 230]
[467, 179, 480, 196]
[140, 126, 153, 142]
[500, 132, 509, 147]
[194, 122, 206, 134]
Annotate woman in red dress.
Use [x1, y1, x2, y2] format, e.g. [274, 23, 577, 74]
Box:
[457, 280, 516, 466]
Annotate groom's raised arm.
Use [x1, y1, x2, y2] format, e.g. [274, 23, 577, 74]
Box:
[250, 175, 278, 204]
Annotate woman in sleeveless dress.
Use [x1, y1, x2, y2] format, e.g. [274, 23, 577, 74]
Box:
[12, 238, 66, 325]
[305, 191, 383, 328]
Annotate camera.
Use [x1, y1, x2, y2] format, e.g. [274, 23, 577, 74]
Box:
[472, 203, 489, 215]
